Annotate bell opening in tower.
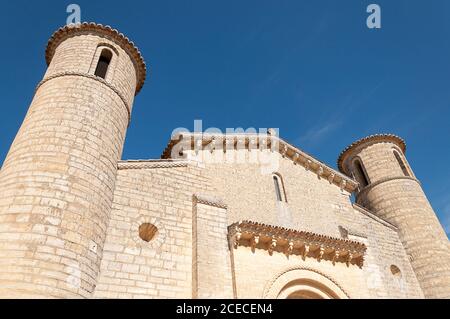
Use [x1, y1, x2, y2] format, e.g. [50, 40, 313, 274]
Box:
[94, 48, 113, 79]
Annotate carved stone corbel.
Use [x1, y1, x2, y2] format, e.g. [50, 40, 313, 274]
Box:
[305, 160, 312, 171]
[236, 137, 245, 150]
[346, 252, 353, 266]
[293, 153, 300, 165]
[269, 237, 277, 254]
[251, 235, 260, 250]
[318, 166, 324, 178]
[234, 228, 242, 249]
[318, 246, 325, 262]
[303, 245, 310, 260]
[332, 251, 340, 265]
[340, 180, 347, 191]
[268, 138, 274, 151]
[260, 138, 267, 150]
[281, 145, 288, 157]
[287, 241, 294, 255]
[225, 137, 234, 152]
[233, 136, 239, 148]
[328, 173, 335, 184]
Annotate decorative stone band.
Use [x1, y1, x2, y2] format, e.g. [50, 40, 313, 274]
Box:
[161, 133, 359, 193]
[262, 266, 351, 299]
[193, 194, 228, 209]
[117, 159, 196, 170]
[46, 22, 146, 94]
[355, 176, 421, 202]
[228, 221, 367, 268]
[36, 71, 132, 125]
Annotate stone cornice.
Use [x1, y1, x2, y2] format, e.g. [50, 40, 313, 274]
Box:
[338, 134, 406, 173]
[46, 22, 146, 94]
[118, 159, 195, 170]
[161, 133, 359, 193]
[193, 194, 228, 209]
[228, 221, 366, 268]
[36, 72, 131, 125]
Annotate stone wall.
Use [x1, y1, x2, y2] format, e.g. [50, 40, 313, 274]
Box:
[201, 151, 423, 298]
[93, 162, 215, 298]
[202, 152, 348, 237]
[232, 246, 364, 298]
[92, 149, 424, 299]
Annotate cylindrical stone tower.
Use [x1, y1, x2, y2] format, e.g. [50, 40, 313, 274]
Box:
[338, 134, 450, 299]
[0, 23, 146, 298]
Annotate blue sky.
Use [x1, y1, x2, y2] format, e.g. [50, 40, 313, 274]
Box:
[0, 0, 449, 236]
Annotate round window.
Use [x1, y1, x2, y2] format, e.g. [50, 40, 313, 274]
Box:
[390, 265, 402, 278]
[139, 223, 158, 242]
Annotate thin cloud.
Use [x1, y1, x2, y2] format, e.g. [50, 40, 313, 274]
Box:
[298, 120, 343, 144]
[297, 80, 385, 148]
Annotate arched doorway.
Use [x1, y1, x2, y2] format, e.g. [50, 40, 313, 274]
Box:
[263, 268, 350, 299]
[277, 278, 342, 299]
[288, 290, 324, 299]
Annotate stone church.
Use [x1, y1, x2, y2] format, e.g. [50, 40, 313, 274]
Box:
[0, 23, 449, 299]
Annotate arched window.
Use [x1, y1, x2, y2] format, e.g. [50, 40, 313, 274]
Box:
[353, 159, 369, 188]
[94, 49, 113, 79]
[393, 150, 410, 177]
[273, 174, 287, 202]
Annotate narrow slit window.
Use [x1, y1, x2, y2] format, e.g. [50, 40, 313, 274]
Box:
[94, 49, 113, 79]
[354, 159, 369, 188]
[393, 150, 410, 177]
[273, 174, 287, 202]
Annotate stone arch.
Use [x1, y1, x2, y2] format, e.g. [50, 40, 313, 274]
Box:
[272, 172, 288, 203]
[352, 157, 370, 188]
[89, 44, 119, 82]
[392, 148, 412, 177]
[263, 266, 350, 299]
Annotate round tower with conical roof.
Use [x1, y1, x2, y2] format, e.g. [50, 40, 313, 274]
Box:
[0, 23, 146, 298]
[338, 134, 450, 298]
